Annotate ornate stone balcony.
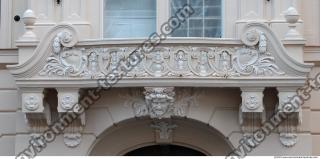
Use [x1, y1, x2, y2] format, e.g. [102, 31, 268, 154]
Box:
[8, 22, 313, 147]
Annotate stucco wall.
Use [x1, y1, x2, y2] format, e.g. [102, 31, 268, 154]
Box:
[0, 69, 18, 155]
[305, 66, 320, 155]
[0, 84, 317, 155]
[0, 0, 319, 156]
[0, 67, 318, 155]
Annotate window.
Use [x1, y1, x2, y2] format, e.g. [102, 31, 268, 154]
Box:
[103, 0, 157, 38]
[0, 1, 1, 19]
[102, 0, 222, 38]
[170, 0, 222, 38]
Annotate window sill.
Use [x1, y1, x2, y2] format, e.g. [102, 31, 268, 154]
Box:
[78, 37, 241, 46]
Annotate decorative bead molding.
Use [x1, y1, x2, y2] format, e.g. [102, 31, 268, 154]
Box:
[63, 133, 81, 148]
[151, 121, 177, 143]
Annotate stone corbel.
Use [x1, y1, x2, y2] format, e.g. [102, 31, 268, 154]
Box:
[239, 87, 266, 133]
[22, 88, 51, 132]
[277, 87, 301, 147]
[57, 88, 84, 148]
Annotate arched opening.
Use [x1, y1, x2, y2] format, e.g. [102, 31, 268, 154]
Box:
[125, 145, 206, 156]
[88, 118, 234, 156]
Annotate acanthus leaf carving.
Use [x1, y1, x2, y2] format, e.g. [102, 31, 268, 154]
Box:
[233, 47, 284, 76]
[38, 29, 286, 78]
[123, 88, 198, 118]
[52, 31, 75, 55]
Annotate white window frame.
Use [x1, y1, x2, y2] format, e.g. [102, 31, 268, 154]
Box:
[0, 0, 12, 48]
[169, 0, 224, 38]
[100, 0, 224, 39]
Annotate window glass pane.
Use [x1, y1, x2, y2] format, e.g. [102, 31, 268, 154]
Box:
[104, 0, 156, 38]
[189, 19, 203, 37]
[205, 6, 221, 17]
[205, 0, 221, 6]
[191, 6, 203, 18]
[190, 0, 203, 7]
[171, 21, 188, 37]
[205, 27, 221, 38]
[205, 19, 221, 28]
[171, 0, 188, 8]
[170, 0, 222, 38]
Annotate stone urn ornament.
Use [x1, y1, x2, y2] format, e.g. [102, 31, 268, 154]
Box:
[284, 6, 302, 39]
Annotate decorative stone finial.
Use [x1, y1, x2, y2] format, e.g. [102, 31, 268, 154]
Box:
[20, 9, 37, 41]
[284, 6, 302, 39]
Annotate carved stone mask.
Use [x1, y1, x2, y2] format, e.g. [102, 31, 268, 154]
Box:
[150, 97, 170, 117]
[144, 87, 175, 119]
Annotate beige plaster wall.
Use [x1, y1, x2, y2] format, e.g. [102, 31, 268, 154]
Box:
[0, 70, 18, 155]
[304, 66, 320, 155]
[0, 0, 319, 156]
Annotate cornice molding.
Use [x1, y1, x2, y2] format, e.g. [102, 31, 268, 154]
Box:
[304, 46, 320, 63]
[0, 49, 18, 64]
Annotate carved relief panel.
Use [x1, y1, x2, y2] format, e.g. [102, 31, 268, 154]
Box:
[38, 28, 286, 79]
